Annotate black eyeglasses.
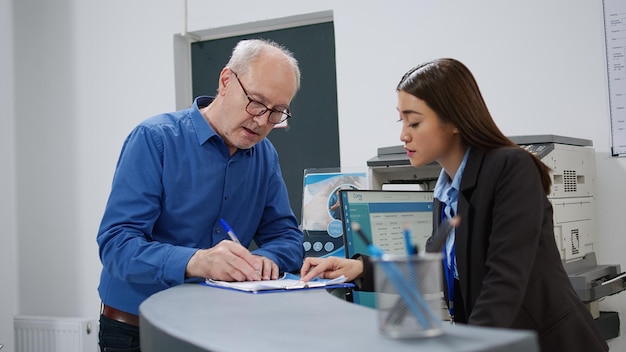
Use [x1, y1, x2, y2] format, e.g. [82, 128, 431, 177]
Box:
[230, 70, 292, 124]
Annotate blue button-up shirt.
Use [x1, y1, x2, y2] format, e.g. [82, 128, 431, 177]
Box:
[434, 148, 470, 279]
[97, 96, 304, 315]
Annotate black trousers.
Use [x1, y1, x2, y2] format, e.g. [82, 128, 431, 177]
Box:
[452, 278, 468, 324]
[98, 314, 141, 352]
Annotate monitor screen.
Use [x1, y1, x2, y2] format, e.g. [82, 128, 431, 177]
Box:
[339, 189, 435, 307]
[340, 189, 435, 258]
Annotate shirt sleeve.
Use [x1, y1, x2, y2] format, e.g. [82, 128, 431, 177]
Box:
[97, 125, 195, 287]
[349, 254, 374, 291]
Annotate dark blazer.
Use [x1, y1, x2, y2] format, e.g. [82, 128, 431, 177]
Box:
[424, 147, 608, 352]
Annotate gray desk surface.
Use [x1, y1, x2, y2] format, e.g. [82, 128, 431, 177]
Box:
[139, 284, 539, 352]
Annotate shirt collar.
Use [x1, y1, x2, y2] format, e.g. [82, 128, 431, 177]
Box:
[190, 96, 254, 155]
[434, 148, 471, 203]
[191, 96, 217, 145]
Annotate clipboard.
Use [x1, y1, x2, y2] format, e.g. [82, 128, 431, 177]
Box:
[201, 272, 355, 294]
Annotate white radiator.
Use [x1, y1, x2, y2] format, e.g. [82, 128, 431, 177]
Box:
[14, 316, 98, 352]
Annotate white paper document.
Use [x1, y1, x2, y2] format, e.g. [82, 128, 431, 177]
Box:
[204, 273, 349, 293]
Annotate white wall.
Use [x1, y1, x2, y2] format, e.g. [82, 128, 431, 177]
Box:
[12, 0, 183, 324]
[1, 0, 17, 349]
[8, 0, 626, 350]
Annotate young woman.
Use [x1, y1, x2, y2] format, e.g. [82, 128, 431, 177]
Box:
[300, 58, 608, 352]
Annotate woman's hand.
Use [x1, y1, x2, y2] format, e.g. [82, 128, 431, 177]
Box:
[300, 256, 364, 282]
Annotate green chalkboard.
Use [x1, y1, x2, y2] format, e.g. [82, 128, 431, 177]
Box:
[191, 21, 340, 224]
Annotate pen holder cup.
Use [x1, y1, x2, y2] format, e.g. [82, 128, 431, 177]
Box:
[372, 253, 444, 338]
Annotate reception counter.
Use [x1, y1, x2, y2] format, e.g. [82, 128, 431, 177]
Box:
[139, 284, 539, 352]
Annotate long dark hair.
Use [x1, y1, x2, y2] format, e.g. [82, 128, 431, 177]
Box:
[397, 58, 551, 195]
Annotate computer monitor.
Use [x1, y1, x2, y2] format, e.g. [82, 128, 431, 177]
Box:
[339, 189, 435, 307]
[340, 189, 435, 257]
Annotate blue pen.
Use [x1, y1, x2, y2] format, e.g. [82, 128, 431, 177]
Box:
[386, 222, 430, 326]
[352, 223, 435, 329]
[403, 223, 417, 255]
[220, 218, 261, 279]
[219, 218, 241, 245]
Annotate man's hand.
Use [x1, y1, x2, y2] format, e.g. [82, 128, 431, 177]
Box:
[186, 240, 279, 281]
[253, 254, 280, 280]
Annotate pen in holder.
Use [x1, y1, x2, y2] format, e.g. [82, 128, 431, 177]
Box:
[352, 223, 443, 339]
[372, 253, 444, 338]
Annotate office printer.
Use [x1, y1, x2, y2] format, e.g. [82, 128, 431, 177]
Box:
[367, 135, 626, 312]
[510, 135, 626, 309]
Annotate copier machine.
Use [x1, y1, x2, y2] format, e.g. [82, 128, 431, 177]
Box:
[367, 135, 626, 324]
